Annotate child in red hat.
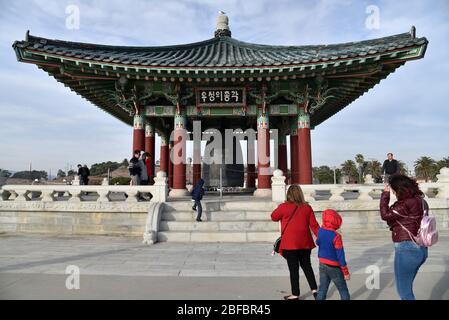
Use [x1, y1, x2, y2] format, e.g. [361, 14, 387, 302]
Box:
[316, 209, 350, 300]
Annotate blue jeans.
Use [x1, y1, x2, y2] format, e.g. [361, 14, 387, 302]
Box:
[394, 241, 428, 300]
[317, 263, 350, 300]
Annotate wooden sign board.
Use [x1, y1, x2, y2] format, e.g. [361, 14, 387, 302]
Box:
[196, 87, 246, 107]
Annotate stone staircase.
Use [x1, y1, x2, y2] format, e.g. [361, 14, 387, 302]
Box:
[157, 197, 280, 242]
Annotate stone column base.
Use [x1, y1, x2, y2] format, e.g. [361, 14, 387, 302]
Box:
[253, 188, 272, 198]
[169, 189, 191, 198]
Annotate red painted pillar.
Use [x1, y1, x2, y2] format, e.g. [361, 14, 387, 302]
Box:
[246, 164, 256, 188]
[290, 134, 298, 184]
[133, 114, 145, 152]
[168, 142, 174, 189]
[144, 121, 155, 185]
[256, 109, 271, 194]
[193, 164, 201, 187]
[297, 107, 313, 184]
[171, 113, 188, 196]
[246, 135, 256, 189]
[278, 139, 288, 179]
[192, 128, 202, 187]
[160, 133, 169, 177]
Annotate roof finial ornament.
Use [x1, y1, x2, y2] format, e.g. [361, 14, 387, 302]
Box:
[215, 11, 231, 38]
[410, 26, 416, 39]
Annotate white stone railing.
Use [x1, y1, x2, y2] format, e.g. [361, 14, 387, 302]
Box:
[272, 167, 449, 203]
[0, 172, 168, 203]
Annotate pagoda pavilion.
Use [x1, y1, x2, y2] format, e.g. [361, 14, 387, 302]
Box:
[12, 13, 428, 197]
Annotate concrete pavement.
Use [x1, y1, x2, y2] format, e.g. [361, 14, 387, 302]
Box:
[0, 233, 448, 299]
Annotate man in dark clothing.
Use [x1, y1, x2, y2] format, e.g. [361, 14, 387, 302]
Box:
[82, 164, 90, 185]
[77, 164, 89, 185]
[77, 164, 84, 185]
[191, 178, 205, 222]
[382, 153, 400, 183]
[129, 150, 142, 185]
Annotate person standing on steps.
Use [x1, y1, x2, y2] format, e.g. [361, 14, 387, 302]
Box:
[191, 178, 205, 222]
[271, 185, 320, 300]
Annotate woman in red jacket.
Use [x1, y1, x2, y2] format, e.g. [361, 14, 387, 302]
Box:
[271, 185, 320, 300]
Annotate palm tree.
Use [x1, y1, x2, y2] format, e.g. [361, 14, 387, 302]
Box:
[397, 160, 408, 175]
[355, 154, 365, 183]
[437, 157, 449, 174]
[341, 160, 358, 183]
[365, 160, 382, 179]
[414, 156, 437, 182]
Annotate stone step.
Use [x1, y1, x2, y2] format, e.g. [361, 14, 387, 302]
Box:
[157, 231, 279, 243]
[163, 200, 278, 213]
[161, 211, 273, 221]
[160, 220, 280, 232]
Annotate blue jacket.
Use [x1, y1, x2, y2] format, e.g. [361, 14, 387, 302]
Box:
[316, 209, 349, 276]
[191, 179, 205, 201]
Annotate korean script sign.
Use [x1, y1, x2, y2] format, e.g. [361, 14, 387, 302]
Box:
[196, 87, 246, 107]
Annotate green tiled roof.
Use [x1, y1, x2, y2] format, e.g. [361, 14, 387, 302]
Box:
[11, 29, 428, 128]
[14, 31, 426, 69]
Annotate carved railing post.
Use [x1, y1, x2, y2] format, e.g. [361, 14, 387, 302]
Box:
[69, 189, 82, 202]
[329, 187, 345, 201]
[126, 189, 139, 202]
[41, 189, 55, 202]
[97, 189, 110, 202]
[436, 167, 449, 199]
[153, 171, 168, 202]
[15, 188, 29, 201]
[358, 187, 374, 201]
[271, 169, 286, 203]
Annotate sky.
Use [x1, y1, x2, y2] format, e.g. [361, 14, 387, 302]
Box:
[0, 0, 448, 175]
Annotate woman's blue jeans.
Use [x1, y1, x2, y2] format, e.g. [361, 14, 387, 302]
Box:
[394, 241, 428, 300]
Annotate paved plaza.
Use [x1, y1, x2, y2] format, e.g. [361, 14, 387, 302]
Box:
[0, 233, 448, 300]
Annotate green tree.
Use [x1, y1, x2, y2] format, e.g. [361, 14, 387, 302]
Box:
[365, 160, 382, 180]
[437, 157, 449, 174]
[414, 156, 437, 182]
[0, 169, 12, 178]
[355, 154, 365, 183]
[12, 171, 47, 180]
[90, 161, 122, 176]
[67, 169, 76, 176]
[57, 169, 66, 178]
[397, 160, 408, 175]
[341, 160, 358, 183]
[121, 159, 129, 167]
[313, 166, 342, 184]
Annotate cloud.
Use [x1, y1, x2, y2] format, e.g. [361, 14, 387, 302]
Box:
[0, 0, 448, 175]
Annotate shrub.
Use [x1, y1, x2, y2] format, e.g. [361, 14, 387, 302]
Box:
[111, 177, 131, 185]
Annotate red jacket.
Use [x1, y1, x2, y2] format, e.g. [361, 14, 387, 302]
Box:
[271, 202, 320, 256]
[380, 192, 424, 243]
[145, 158, 152, 179]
